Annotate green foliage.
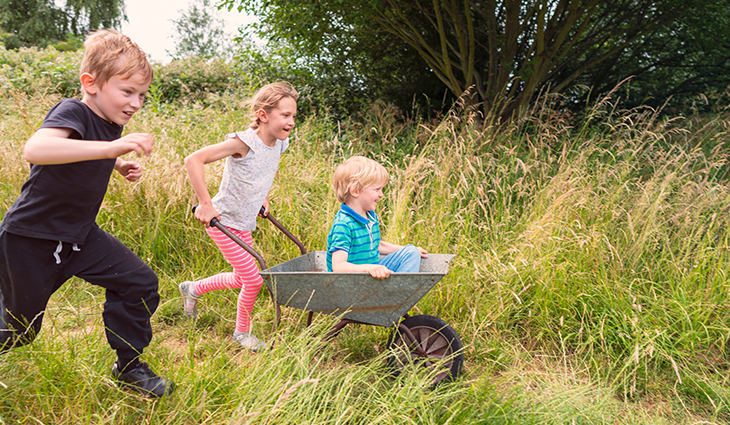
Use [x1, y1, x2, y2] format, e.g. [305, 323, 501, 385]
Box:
[562, 0, 730, 115]
[0, 32, 21, 49]
[232, 38, 376, 120]
[223, 0, 730, 122]
[50, 33, 84, 52]
[0, 45, 83, 99]
[226, 0, 450, 120]
[0, 47, 243, 108]
[170, 0, 231, 60]
[6, 42, 730, 425]
[150, 56, 240, 106]
[0, 0, 126, 48]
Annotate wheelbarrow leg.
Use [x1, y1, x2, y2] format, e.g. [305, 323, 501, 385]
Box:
[323, 319, 357, 341]
[267, 285, 281, 333]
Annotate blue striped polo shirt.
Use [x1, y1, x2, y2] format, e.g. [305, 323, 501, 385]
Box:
[326, 204, 380, 272]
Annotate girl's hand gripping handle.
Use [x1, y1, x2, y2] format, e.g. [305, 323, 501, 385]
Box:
[191, 205, 268, 270]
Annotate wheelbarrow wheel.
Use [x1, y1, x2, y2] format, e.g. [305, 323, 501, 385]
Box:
[386, 314, 464, 384]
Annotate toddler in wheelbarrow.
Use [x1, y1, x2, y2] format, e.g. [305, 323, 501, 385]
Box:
[326, 156, 429, 278]
[181, 151, 464, 382]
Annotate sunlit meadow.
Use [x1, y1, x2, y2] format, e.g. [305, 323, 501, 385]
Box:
[2, 47, 730, 424]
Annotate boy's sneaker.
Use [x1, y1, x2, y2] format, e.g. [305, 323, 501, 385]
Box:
[179, 281, 199, 318]
[111, 361, 175, 398]
[233, 331, 267, 352]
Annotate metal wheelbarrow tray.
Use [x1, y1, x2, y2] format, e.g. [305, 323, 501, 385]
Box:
[261, 251, 455, 327]
[202, 208, 464, 383]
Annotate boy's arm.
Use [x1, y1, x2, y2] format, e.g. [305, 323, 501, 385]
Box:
[24, 128, 153, 165]
[114, 158, 143, 182]
[331, 250, 391, 279]
[379, 241, 428, 258]
[378, 241, 402, 255]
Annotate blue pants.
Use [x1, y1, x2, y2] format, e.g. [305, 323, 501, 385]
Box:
[378, 244, 422, 273]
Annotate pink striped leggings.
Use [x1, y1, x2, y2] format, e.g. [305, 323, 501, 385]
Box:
[194, 225, 264, 333]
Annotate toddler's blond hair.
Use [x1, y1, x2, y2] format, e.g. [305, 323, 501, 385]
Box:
[333, 156, 389, 204]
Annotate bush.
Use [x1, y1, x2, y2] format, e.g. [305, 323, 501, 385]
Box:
[151, 56, 240, 105]
[0, 46, 82, 99]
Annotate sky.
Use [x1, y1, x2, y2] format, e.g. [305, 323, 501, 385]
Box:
[120, 0, 257, 63]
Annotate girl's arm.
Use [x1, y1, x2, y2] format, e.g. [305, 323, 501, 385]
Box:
[184, 136, 249, 225]
[260, 195, 270, 217]
[24, 128, 153, 165]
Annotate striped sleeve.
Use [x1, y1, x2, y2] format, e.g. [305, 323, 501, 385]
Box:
[327, 221, 353, 254]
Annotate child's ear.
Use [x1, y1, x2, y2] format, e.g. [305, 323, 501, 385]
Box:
[257, 109, 269, 123]
[80, 73, 98, 94]
[348, 185, 360, 198]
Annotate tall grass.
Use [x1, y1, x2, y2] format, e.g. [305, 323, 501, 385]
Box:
[2, 57, 730, 423]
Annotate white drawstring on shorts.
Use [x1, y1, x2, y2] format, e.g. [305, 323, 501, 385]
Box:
[53, 241, 81, 264]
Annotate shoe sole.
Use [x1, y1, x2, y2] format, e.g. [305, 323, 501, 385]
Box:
[179, 283, 198, 319]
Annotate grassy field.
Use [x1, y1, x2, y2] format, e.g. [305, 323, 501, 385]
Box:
[2, 56, 730, 423]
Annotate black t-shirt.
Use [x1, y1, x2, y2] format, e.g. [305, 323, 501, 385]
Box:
[1, 99, 123, 244]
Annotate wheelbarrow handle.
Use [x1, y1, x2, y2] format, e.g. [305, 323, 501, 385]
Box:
[191, 204, 281, 334]
[191, 205, 268, 270]
[257, 207, 307, 256]
[193, 205, 307, 255]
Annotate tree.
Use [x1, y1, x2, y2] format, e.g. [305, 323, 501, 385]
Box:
[0, 0, 126, 48]
[170, 0, 231, 59]
[222, 0, 719, 121]
[561, 0, 730, 114]
[224, 0, 452, 117]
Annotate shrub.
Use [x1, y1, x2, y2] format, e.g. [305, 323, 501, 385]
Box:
[151, 56, 239, 105]
[0, 45, 82, 98]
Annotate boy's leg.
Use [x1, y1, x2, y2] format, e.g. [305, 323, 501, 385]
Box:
[69, 226, 173, 397]
[0, 230, 67, 350]
[378, 244, 422, 273]
[67, 226, 159, 364]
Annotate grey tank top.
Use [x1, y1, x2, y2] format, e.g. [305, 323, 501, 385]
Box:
[211, 128, 288, 231]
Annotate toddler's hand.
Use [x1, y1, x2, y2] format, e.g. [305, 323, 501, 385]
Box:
[417, 246, 428, 258]
[368, 265, 391, 279]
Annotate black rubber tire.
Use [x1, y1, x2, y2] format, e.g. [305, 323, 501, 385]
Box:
[386, 314, 464, 384]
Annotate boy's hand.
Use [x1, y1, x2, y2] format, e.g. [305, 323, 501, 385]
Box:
[115, 159, 143, 182]
[367, 264, 391, 279]
[110, 133, 153, 158]
[331, 250, 391, 278]
[417, 246, 429, 258]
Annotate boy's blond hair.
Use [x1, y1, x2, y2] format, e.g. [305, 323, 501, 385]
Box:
[248, 82, 299, 129]
[333, 156, 389, 204]
[80, 29, 153, 90]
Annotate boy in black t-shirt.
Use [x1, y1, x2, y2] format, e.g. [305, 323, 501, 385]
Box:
[0, 29, 174, 398]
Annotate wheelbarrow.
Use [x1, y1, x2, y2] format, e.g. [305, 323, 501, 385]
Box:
[196, 207, 464, 383]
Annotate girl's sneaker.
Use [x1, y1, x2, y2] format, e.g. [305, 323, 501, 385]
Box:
[233, 331, 267, 352]
[179, 281, 199, 318]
